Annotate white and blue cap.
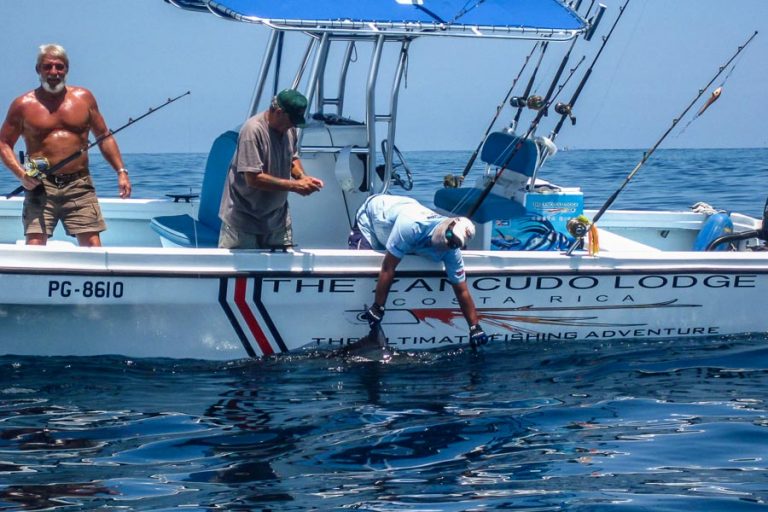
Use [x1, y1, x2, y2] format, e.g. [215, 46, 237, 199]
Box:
[431, 217, 475, 250]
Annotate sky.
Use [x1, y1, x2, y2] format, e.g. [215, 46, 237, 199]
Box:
[0, 0, 766, 153]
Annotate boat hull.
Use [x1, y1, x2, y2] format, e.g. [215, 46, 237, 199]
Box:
[2, 246, 766, 359]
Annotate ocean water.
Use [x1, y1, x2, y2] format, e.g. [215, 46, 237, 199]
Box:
[1, 148, 768, 510]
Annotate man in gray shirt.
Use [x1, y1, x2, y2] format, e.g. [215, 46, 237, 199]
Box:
[218, 89, 324, 249]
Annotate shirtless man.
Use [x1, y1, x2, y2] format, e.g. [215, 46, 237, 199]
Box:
[0, 44, 131, 247]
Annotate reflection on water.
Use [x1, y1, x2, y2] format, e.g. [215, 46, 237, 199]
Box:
[2, 336, 768, 510]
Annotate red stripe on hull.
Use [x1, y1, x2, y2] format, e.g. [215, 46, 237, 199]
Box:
[234, 277, 274, 356]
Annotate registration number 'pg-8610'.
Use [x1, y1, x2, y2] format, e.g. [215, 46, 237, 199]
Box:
[48, 280, 125, 299]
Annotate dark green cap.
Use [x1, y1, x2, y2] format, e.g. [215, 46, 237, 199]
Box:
[276, 89, 308, 128]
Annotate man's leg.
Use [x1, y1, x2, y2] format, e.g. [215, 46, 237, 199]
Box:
[22, 185, 51, 246]
[76, 232, 102, 247]
[25, 233, 47, 245]
[261, 212, 293, 249]
[60, 176, 106, 247]
[219, 222, 259, 249]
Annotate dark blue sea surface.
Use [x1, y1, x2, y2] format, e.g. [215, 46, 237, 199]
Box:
[1, 148, 768, 510]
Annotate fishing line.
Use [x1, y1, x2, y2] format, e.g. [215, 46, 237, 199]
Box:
[450, 53, 586, 216]
[566, 30, 758, 256]
[464, 55, 586, 218]
[582, 0, 646, 138]
[677, 49, 746, 136]
[458, 42, 540, 180]
[549, 0, 631, 142]
[450, 0, 486, 23]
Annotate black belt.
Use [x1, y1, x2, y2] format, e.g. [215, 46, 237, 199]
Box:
[45, 170, 90, 187]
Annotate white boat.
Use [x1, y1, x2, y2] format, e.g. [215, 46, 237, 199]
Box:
[1, 0, 766, 360]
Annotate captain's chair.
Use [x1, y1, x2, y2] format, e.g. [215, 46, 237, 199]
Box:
[433, 131, 538, 222]
[150, 130, 237, 247]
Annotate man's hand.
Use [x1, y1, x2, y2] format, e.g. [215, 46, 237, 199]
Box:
[469, 324, 488, 348]
[292, 175, 324, 196]
[362, 303, 385, 329]
[117, 172, 132, 199]
[20, 174, 41, 190]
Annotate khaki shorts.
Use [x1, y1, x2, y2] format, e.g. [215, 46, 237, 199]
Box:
[22, 173, 107, 237]
[218, 215, 293, 250]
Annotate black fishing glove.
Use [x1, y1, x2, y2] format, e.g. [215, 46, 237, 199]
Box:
[362, 303, 385, 329]
[469, 324, 488, 348]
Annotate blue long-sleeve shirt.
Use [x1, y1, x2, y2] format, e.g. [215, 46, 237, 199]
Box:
[356, 194, 466, 284]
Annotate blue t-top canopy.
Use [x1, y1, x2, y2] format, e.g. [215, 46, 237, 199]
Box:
[166, 0, 587, 40]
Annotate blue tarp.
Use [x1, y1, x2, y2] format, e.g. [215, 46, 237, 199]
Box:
[167, 0, 586, 38]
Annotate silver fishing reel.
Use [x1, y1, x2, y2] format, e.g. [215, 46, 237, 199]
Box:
[567, 216, 590, 238]
[24, 157, 50, 179]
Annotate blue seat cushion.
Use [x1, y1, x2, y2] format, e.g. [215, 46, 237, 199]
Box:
[434, 187, 525, 224]
[480, 131, 538, 177]
[150, 130, 237, 248]
[150, 214, 220, 248]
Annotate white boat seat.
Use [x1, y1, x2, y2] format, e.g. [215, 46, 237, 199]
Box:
[150, 130, 237, 247]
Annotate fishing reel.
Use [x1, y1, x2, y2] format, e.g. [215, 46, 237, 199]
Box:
[509, 96, 526, 108]
[566, 215, 590, 238]
[443, 174, 464, 189]
[526, 95, 544, 110]
[24, 157, 50, 179]
[555, 102, 577, 125]
[509, 95, 545, 111]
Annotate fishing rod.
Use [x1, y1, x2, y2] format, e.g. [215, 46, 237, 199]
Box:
[6, 91, 191, 199]
[535, 35, 579, 122]
[565, 30, 758, 256]
[455, 0, 595, 180]
[465, 54, 586, 218]
[511, 42, 549, 130]
[511, 0, 600, 134]
[458, 42, 540, 179]
[550, 0, 628, 142]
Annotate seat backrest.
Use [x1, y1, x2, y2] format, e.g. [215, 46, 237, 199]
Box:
[198, 130, 238, 229]
[480, 131, 539, 178]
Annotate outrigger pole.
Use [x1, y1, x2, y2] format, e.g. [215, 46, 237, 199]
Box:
[6, 91, 191, 199]
[459, 42, 541, 179]
[566, 30, 759, 256]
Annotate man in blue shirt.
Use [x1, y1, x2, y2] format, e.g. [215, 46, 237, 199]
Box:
[353, 194, 488, 348]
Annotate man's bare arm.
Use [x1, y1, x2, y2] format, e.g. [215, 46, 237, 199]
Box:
[0, 101, 38, 190]
[452, 280, 480, 327]
[89, 92, 131, 198]
[374, 251, 401, 307]
[245, 167, 323, 196]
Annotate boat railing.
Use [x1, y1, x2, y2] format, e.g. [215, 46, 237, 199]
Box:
[300, 145, 368, 155]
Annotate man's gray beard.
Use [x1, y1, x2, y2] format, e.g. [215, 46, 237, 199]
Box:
[40, 76, 66, 94]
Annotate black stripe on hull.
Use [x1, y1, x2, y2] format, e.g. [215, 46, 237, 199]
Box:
[251, 277, 288, 353]
[218, 277, 257, 358]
